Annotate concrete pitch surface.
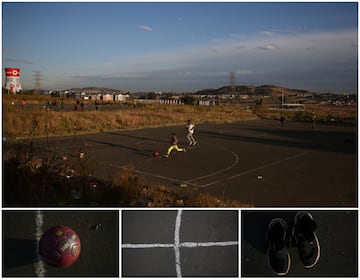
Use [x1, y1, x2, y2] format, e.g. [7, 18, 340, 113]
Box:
[31, 119, 357, 207]
[2, 210, 119, 277]
[122, 210, 239, 277]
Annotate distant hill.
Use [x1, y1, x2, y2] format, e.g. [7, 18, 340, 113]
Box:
[66, 87, 127, 94]
[65, 85, 316, 97]
[195, 85, 311, 96]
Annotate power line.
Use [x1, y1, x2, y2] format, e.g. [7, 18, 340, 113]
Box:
[229, 71, 236, 96]
[33, 70, 42, 95]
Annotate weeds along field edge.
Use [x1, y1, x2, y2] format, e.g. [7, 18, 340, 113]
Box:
[3, 103, 257, 140]
[3, 143, 251, 207]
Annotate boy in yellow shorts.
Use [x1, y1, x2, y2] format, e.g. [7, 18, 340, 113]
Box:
[164, 132, 186, 158]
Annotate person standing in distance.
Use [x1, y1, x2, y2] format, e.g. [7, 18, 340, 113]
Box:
[186, 119, 197, 146]
[311, 112, 317, 129]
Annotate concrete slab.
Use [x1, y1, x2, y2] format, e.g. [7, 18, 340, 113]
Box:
[122, 210, 238, 277]
[2, 210, 119, 277]
[29, 119, 357, 207]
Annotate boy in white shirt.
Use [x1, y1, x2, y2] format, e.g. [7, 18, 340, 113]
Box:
[186, 119, 197, 146]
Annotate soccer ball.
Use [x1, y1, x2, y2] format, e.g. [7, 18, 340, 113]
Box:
[153, 151, 160, 157]
[39, 225, 81, 267]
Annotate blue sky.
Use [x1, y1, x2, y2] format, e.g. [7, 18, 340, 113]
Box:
[2, 1, 358, 93]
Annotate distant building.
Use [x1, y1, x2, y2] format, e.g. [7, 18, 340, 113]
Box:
[4, 68, 22, 93]
[102, 94, 114, 101]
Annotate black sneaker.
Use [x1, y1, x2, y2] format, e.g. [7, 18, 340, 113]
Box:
[266, 218, 291, 276]
[293, 212, 320, 269]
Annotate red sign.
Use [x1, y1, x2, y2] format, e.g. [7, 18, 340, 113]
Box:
[5, 68, 20, 77]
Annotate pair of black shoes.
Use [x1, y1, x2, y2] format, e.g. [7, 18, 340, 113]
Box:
[266, 212, 320, 276]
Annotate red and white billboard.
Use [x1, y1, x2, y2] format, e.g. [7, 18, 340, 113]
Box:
[4, 67, 22, 93]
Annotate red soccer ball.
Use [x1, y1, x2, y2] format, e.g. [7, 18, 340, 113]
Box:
[153, 151, 160, 157]
[39, 225, 81, 267]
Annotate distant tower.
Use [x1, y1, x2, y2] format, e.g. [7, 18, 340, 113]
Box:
[4, 68, 22, 93]
[229, 71, 236, 96]
[33, 70, 41, 95]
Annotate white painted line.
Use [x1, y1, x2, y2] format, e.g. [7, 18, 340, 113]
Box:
[103, 141, 239, 188]
[174, 209, 183, 277]
[180, 241, 239, 248]
[201, 151, 310, 187]
[122, 243, 174, 248]
[184, 149, 239, 185]
[122, 210, 239, 277]
[106, 162, 202, 187]
[34, 210, 46, 277]
[122, 241, 239, 249]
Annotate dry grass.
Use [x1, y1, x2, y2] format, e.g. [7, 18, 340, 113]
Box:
[255, 103, 357, 124]
[2, 146, 250, 207]
[3, 95, 257, 140]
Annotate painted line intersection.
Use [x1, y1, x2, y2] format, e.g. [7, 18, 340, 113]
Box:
[122, 210, 238, 277]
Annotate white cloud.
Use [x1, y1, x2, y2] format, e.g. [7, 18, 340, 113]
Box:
[47, 29, 357, 93]
[259, 28, 299, 37]
[139, 25, 153, 32]
[255, 44, 279, 50]
[90, 29, 356, 75]
[259, 31, 274, 36]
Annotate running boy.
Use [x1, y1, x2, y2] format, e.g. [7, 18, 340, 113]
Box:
[186, 119, 197, 146]
[164, 132, 186, 158]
